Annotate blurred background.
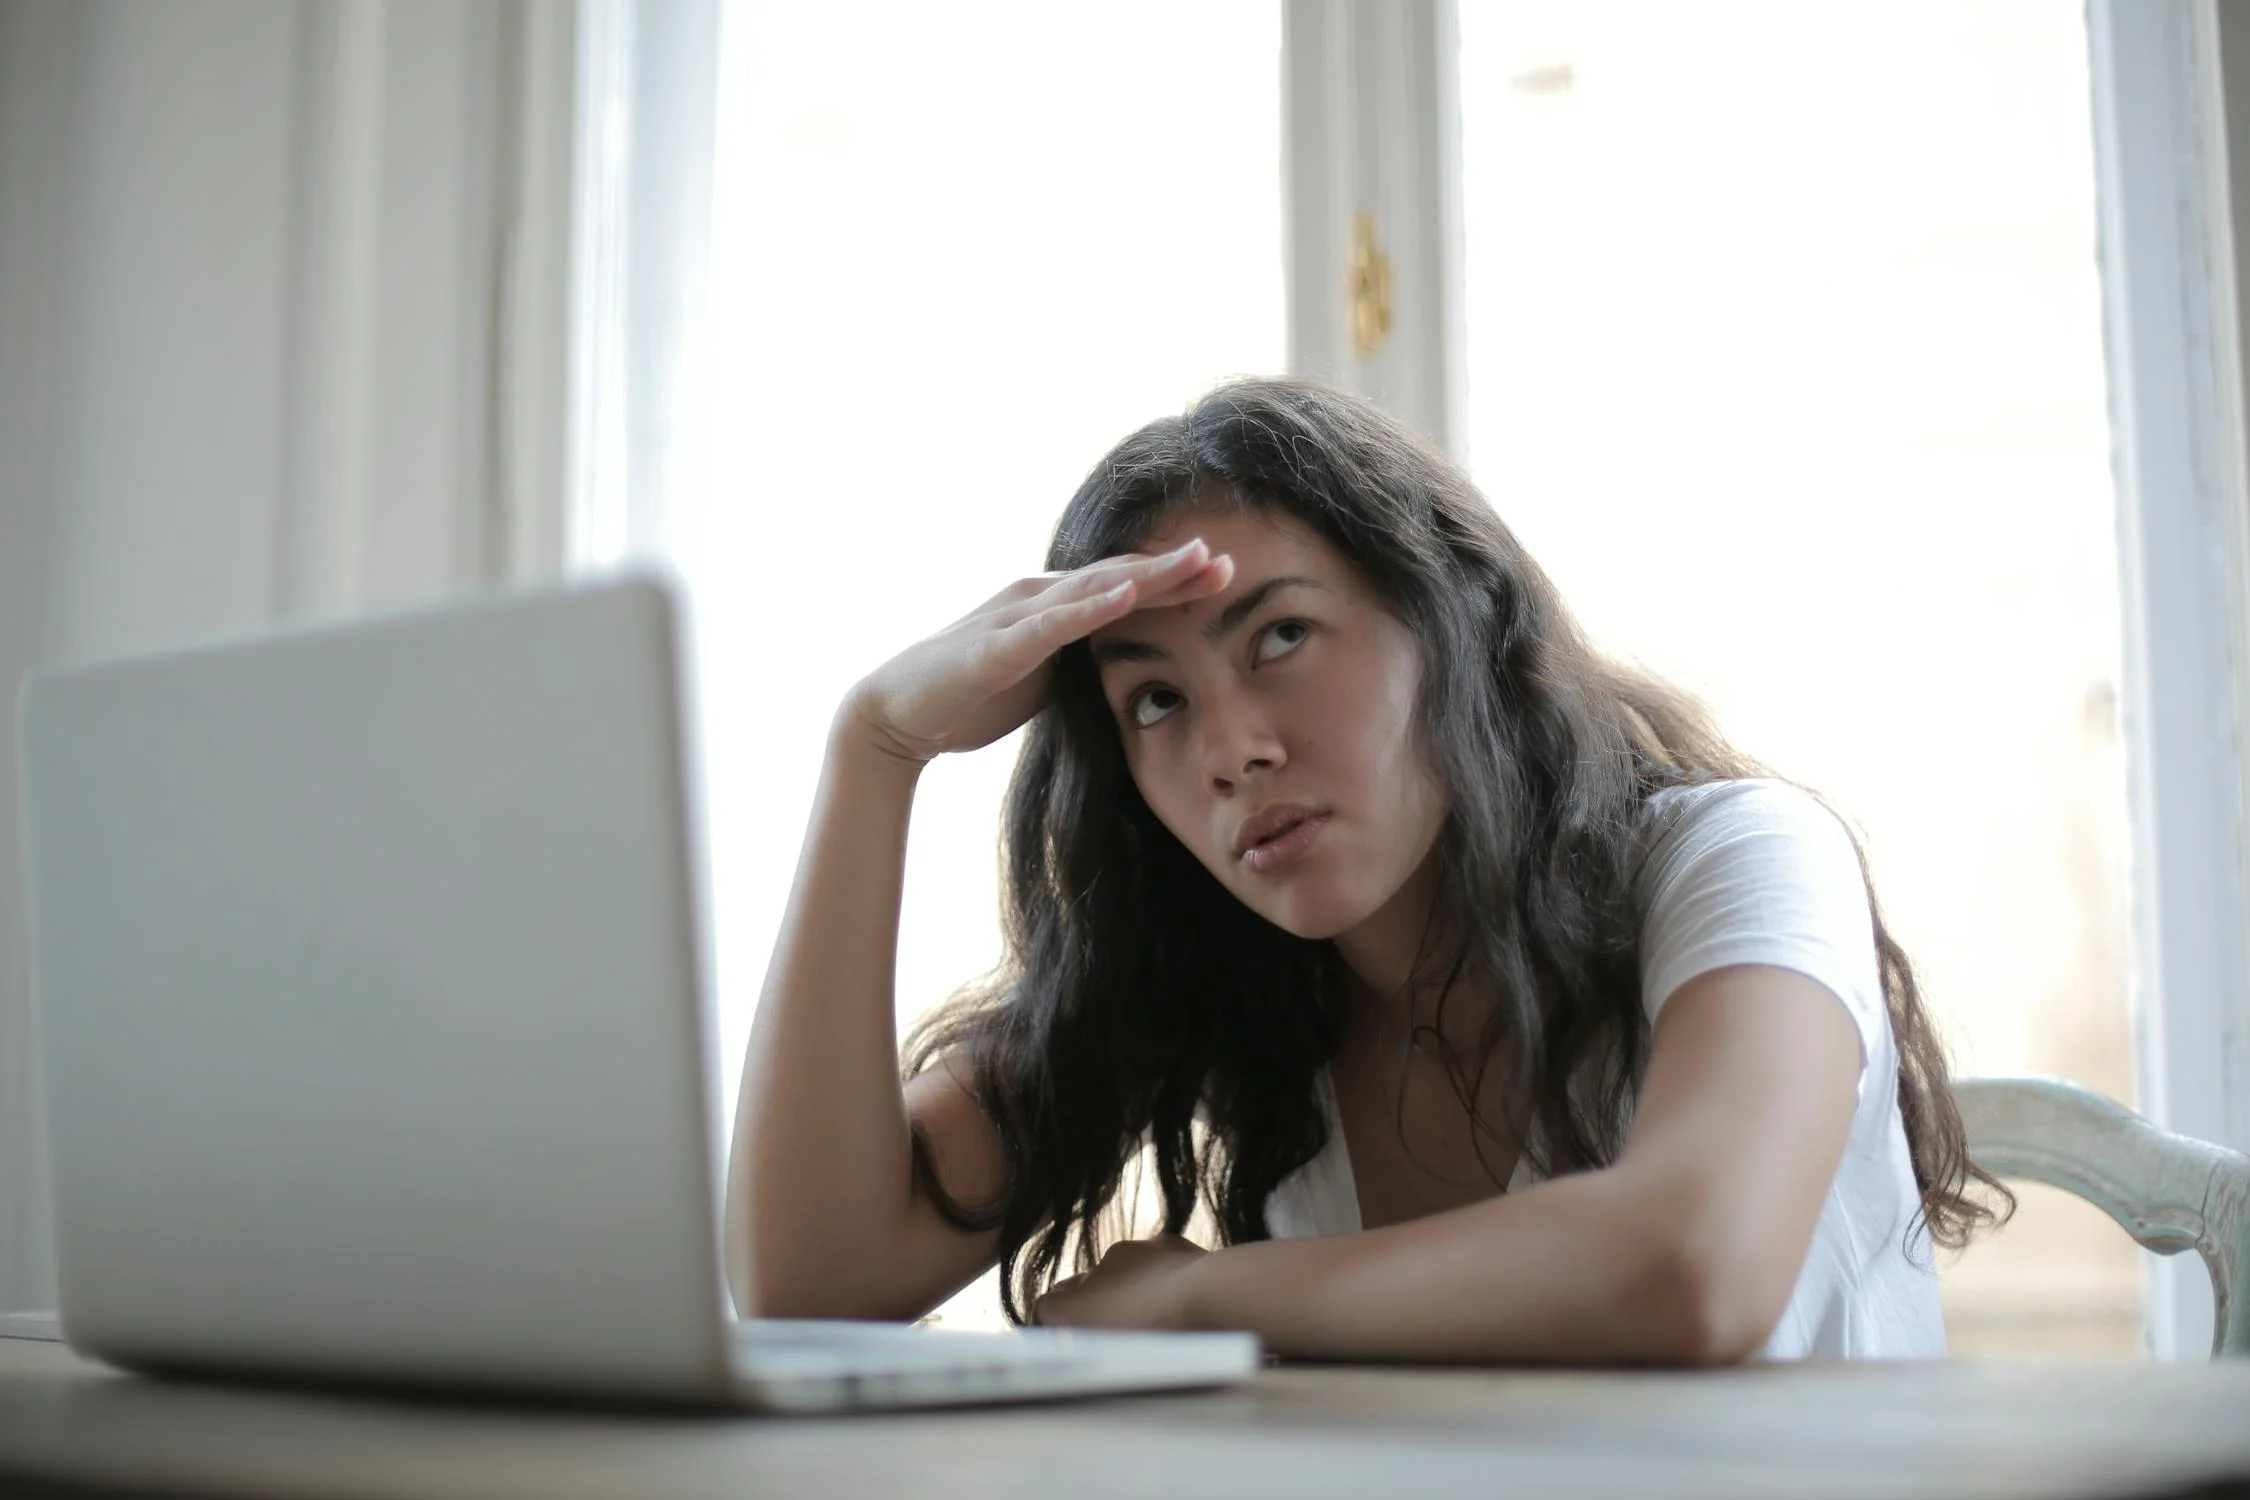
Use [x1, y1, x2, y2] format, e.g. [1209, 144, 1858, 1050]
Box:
[5, 0, 2247, 1359]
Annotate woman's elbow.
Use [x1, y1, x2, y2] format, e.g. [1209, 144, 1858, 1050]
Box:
[1626, 1227, 1786, 1367]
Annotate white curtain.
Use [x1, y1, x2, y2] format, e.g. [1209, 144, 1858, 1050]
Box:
[0, 0, 580, 1324]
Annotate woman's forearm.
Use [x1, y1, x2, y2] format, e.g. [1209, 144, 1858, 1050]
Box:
[1181, 1166, 1745, 1366]
[725, 705, 925, 1316]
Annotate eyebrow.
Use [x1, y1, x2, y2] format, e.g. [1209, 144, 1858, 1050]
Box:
[1089, 575, 1329, 669]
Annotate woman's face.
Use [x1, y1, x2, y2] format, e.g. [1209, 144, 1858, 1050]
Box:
[1087, 504, 1451, 943]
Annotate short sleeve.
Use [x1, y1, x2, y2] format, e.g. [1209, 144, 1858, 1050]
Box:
[1636, 780, 1886, 1092]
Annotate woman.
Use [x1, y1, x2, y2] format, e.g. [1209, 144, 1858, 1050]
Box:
[725, 377, 2008, 1363]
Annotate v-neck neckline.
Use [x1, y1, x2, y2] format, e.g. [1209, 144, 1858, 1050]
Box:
[1313, 1065, 1535, 1235]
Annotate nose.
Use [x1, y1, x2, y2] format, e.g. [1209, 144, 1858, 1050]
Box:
[1199, 689, 1286, 793]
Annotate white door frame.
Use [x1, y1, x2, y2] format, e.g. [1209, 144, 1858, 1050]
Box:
[1284, 0, 1466, 458]
[2088, 0, 2250, 1360]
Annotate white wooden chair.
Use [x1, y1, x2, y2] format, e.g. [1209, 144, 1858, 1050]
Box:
[1954, 1076, 2250, 1358]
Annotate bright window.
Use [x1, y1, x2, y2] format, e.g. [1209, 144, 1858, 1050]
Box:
[1458, 2, 2139, 1355]
[684, 0, 1285, 1327]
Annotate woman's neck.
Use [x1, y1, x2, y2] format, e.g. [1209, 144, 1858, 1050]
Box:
[1330, 844, 1538, 1058]
[1334, 960, 1494, 1053]
[1330, 847, 1444, 993]
[1330, 889, 1498, 1057]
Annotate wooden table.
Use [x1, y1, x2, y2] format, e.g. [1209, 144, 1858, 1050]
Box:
[2, 1337, 2248, 1500]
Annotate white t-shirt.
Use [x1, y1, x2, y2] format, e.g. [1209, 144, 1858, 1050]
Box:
[1262, 778, 1946, 1360]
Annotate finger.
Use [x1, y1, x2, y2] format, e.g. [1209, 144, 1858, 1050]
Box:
[1028, 552, 1158, 583]
[978, 552, 1170, 617]
[1131, 552, 1235, 612]
[995, 540, 1217, 627]
[996, 552, 1234, 677]
[973, 577, 1144, 685]
[1032, 1280, 1080, 1326]
[1020, 549, 1231, 634]
[1003, 555, 1154, 602]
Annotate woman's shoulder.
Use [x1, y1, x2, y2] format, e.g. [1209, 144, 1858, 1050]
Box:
[1630, 775, 1888, 1050]
[1638, 776, 1856, 858]
[1642, 774, 1830, 816]
[1631, 776, 1870, 920]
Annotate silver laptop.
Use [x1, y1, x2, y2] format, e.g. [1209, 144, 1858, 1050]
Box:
[15, 571, 1260, 1411]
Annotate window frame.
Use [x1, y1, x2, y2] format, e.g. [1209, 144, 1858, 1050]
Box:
[2086, 0, 2250, 1360]
[1283, 0, 1467, 457]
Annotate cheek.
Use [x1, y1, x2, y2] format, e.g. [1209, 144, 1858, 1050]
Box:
[1340, 696, 1446, 840]
[1125, 748, 1197, 842]
[1335, 686, 1419, 785]
[1365, 751, 1445, 841]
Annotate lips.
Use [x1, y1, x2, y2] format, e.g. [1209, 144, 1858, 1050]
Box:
[1240, 812, 1329, 875]
[1233, 803, 1327, 858]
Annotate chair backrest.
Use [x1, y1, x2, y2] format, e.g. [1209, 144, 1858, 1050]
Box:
[1954, 1076, 2250, 1359]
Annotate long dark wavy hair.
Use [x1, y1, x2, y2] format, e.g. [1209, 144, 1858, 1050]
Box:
[904, 376, 2010, 1324]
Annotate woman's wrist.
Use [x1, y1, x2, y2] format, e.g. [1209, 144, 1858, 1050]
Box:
[1174, 1241, 1261, 1335]
[1171, 1248, 1219, 1332]
[829, 693, 929, 786]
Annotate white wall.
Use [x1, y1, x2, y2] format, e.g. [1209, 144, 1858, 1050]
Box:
[0, 0, 572, 1318]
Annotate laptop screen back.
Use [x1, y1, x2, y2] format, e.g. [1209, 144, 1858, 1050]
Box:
[17, 575, 729, 1396]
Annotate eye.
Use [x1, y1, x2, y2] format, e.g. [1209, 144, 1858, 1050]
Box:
[1128, 685, 1183, 729]
[1121, 623, 1311, 731]
[1255, 619, 1310, 665]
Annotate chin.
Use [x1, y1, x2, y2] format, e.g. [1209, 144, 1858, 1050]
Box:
[1236, 884, 1379, 942]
